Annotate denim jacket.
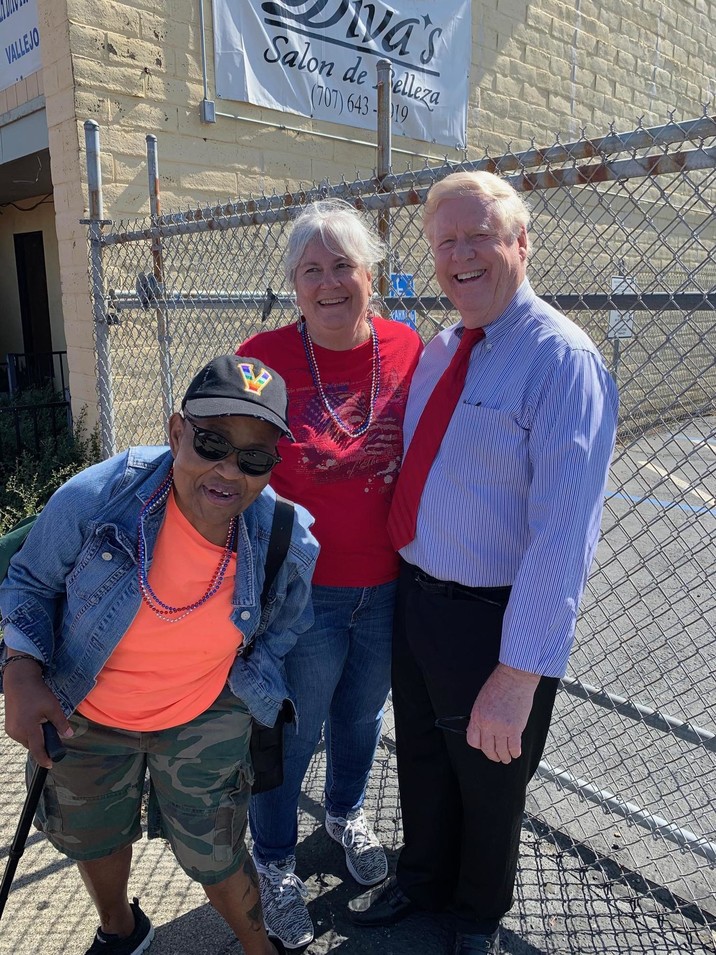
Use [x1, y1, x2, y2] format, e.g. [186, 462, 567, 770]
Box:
[0, 447, 319, 727]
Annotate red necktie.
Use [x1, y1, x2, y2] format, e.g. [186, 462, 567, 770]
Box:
[387, 326, 485, 551]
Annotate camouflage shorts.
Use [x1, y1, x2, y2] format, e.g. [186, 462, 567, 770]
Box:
[31, 686, 254, 885]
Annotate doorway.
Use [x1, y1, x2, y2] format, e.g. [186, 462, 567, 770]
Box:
[13, 230, 53, 387]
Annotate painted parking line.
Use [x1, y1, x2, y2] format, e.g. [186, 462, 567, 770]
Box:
[660, 434, 716, 454]
[638, 460, 716, 507]
[605, 490, 716, 516]
[684, 435, 716, 452]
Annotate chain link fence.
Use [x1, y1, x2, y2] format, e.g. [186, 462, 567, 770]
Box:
[84, 114, 716, 951]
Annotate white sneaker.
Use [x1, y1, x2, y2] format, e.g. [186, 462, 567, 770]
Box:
[325, 809, 388, 886]
[255, 855, 314, 950]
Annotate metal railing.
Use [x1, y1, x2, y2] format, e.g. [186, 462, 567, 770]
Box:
[1, 352, 69, 400]
[0, 400, 73, 458]
[83, 113, 716, 948]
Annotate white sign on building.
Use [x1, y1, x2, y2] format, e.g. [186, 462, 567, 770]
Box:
[212, 0, 471, 148]
[0, 0, 41, 94]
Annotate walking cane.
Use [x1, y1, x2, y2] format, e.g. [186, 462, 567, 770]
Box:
[0, 723, 67, 921]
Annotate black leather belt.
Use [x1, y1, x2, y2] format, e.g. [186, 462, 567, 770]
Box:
[408, 564, 511, 608]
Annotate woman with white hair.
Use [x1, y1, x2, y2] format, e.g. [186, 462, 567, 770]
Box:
[237, 199, 422, 949]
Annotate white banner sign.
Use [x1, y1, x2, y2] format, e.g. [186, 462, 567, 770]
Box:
[0, 0, 41, 94]
[212, 0, 470, 148]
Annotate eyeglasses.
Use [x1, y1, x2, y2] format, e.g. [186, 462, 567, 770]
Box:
[185, 418, 281, 476]
[434, 716, 470, 735]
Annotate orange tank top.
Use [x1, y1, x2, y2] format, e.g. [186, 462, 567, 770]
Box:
[77, 490, 242, 731]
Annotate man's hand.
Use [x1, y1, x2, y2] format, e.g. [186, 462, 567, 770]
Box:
[3, 656, 72, 768]
[466, 663, 541, 763]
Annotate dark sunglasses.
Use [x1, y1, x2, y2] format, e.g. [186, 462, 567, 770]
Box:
[435, 716, 470, 735]
[185, 418, 281, 476]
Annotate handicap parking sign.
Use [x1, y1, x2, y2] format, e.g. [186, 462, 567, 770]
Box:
[390, 273, 417, 329]
[390, 273, 415, 296]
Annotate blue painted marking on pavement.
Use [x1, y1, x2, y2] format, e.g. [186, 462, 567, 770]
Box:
[606, 491, 715, 516]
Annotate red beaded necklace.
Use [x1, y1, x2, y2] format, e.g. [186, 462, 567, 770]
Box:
[136, 468, 237, 624]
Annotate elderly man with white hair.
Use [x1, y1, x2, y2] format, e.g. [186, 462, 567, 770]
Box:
[350, 171, 618, 954]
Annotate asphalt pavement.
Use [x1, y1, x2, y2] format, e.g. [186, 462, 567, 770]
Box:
[1, 697, 713, 955]
[1, 422, 714, 955]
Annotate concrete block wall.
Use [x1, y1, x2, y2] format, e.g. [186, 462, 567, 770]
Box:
[62, 0, 715, 215]
[37, 0, 95, 413]
[472, 0, 714, 145]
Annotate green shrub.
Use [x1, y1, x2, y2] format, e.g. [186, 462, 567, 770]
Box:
[0, 386, 72, 459]
[0, 406, 101, 536]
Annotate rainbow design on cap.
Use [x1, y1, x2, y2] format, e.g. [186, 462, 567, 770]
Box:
[238, 362, 272, 394]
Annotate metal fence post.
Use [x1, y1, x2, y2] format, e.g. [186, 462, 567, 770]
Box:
[376, 59, 393, 298]
[84, 120, 116, 459]
[146, 134, 174, 430]
[611, 336, 621, 380]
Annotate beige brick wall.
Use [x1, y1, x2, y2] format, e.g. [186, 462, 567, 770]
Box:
[37, 0, 94, 414]
[55, 0, 714, 214]
[472, 0, 713, 145]
[0, 69, 43, 116]
[37, 0, 714, 424]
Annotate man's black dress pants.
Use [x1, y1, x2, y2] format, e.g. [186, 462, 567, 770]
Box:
[393, 559, 559, 933]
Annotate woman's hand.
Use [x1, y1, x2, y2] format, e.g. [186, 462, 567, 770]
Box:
[3, 657, 72, 768]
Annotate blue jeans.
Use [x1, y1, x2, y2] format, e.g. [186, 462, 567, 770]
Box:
[250, 580, 396, 865]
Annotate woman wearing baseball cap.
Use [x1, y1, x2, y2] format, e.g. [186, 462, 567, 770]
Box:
[0, 355, 318, 955]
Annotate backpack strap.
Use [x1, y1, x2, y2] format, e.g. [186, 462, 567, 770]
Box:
[260, 495, 295, 611]
[239, 495, 295, 661]
[248, 495, 296, 792]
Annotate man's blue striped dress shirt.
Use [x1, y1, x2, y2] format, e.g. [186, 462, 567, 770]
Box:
[400, 279, 619, 678]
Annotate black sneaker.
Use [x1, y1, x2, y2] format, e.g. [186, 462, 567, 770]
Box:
[85, 898, 154, 955]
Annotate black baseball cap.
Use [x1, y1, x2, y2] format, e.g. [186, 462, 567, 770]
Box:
[182, 355, 294, 440]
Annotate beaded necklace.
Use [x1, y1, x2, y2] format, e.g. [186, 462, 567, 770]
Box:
[137, 468, 237, 624]
[298, 315, 381, 438]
